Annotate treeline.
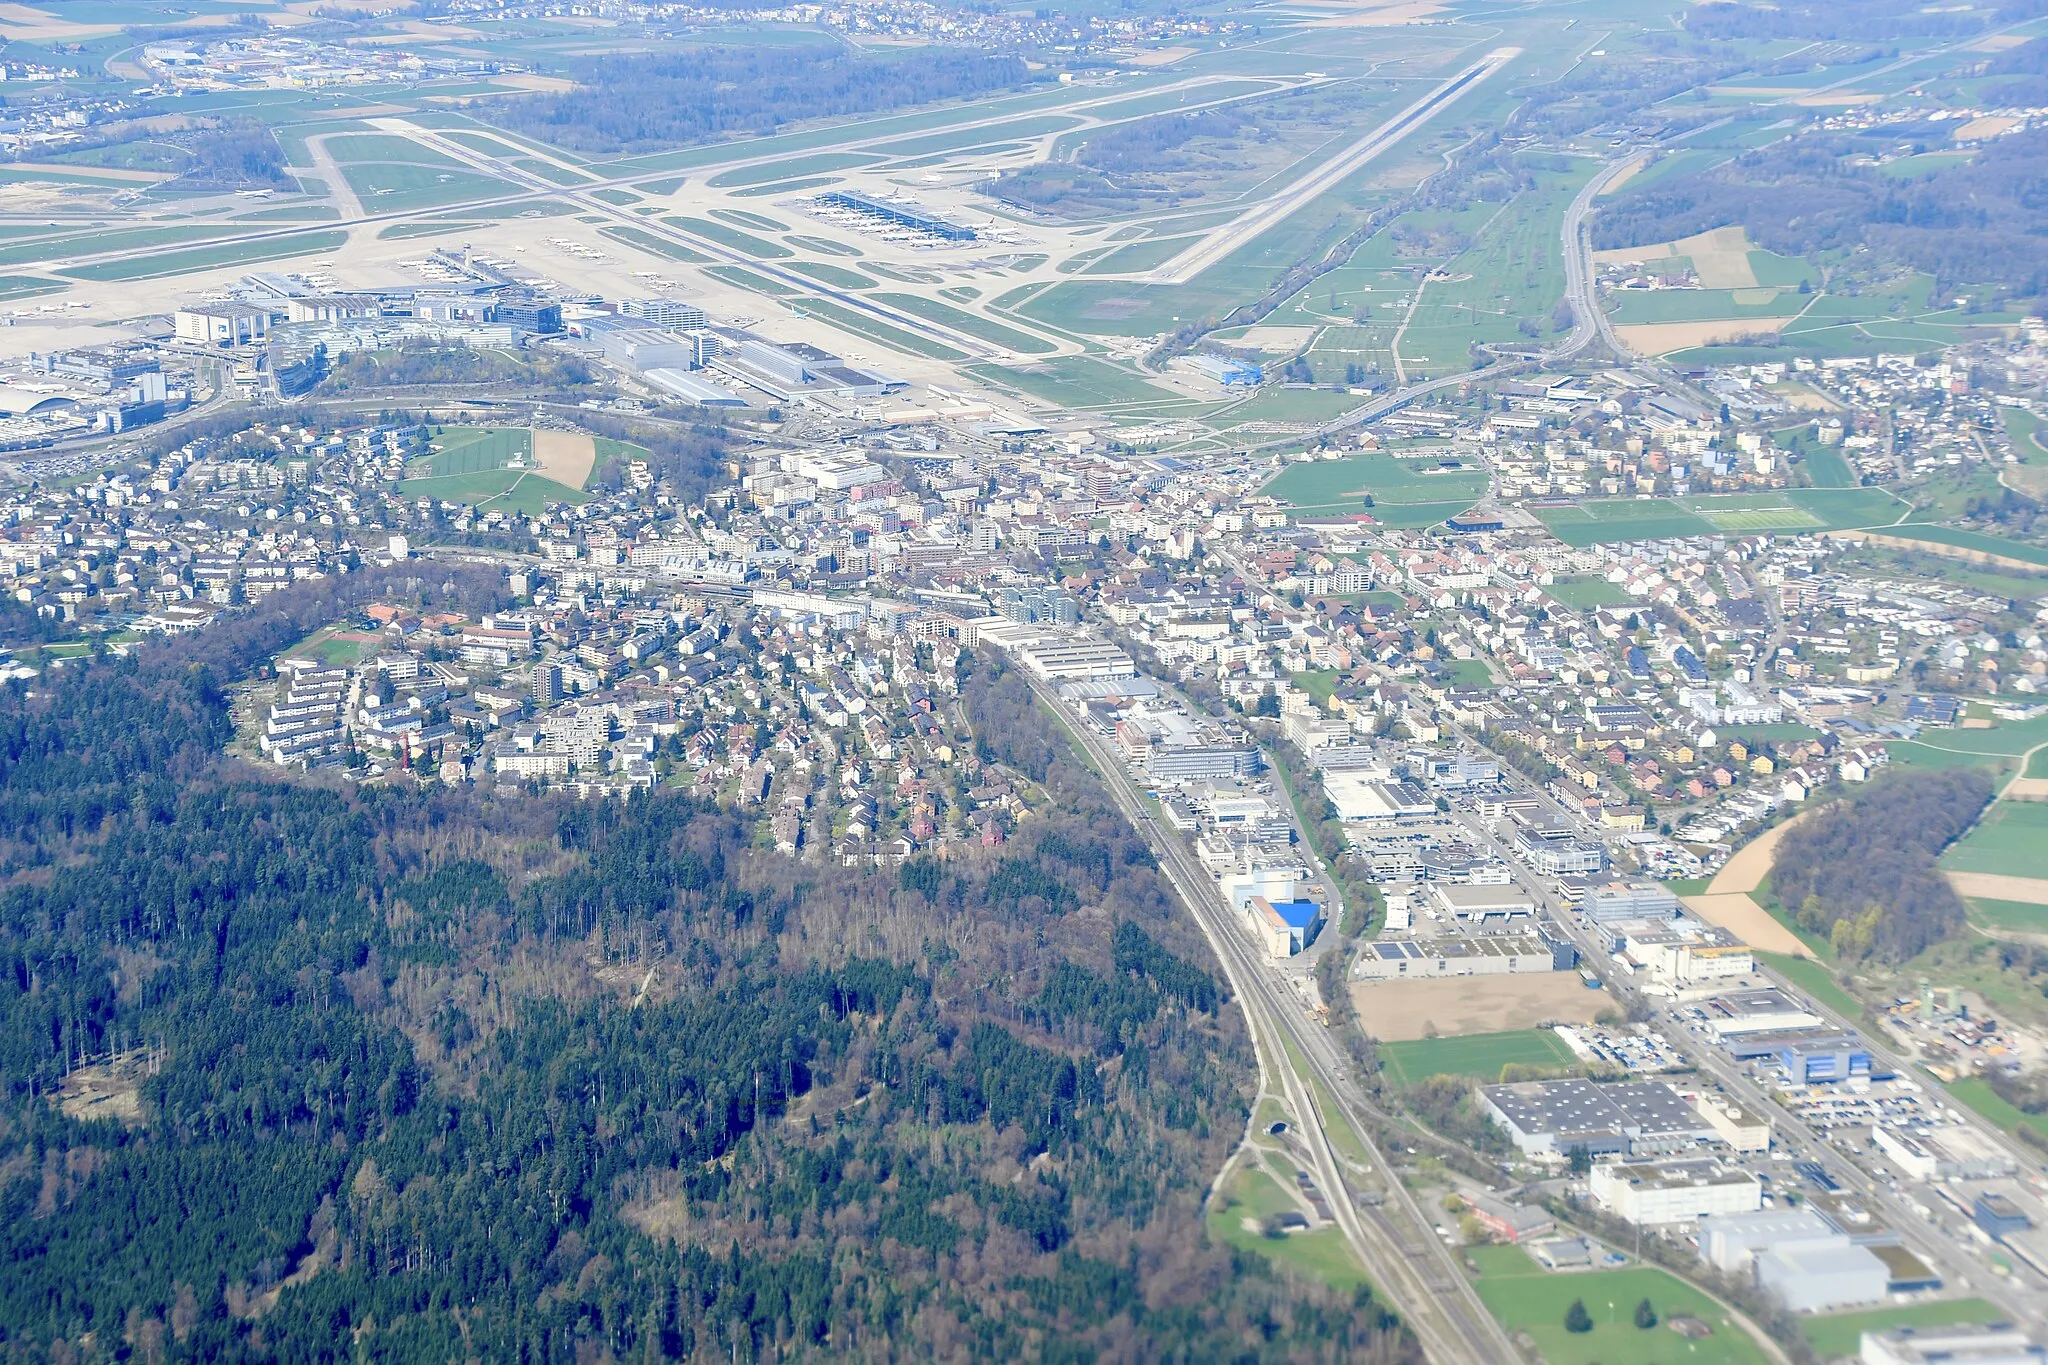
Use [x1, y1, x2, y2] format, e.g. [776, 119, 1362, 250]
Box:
[1771, 769, 1993, 961]
[0, 585, 1414, 1360]
[493, 45, 1033, 154]
[1592, 127, 2048, 297]
[1686, 0, 2027, 42]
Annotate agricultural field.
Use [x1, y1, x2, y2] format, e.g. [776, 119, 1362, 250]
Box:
[1940, 802, 2048, 879]
[1957, 896, 2048, 941]
[1469, 1246, 1772, 1365]
[1375, 1028, 1575, 1085]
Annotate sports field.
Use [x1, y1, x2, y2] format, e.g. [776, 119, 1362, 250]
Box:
[1698, 505, 1824, 532]
[1941, 802, 2048, 879]
[1376, 1028, 1574, 1085]
[1470, 1245, 1770, 1365]
[1536, 500, 1716, 547]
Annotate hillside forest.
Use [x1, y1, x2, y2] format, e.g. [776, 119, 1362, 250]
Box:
[0, 570, 1413, 1363]
[1769, 768, 1993, 961]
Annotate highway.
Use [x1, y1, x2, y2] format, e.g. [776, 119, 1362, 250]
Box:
[1023, 673, 1521, 1364]
[1145, 50, 1520, 286]
[1551, 152, 1638, 361]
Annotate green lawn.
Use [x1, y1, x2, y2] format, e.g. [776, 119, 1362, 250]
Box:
[1378, 1030, 1574, 1086]
[704, 152, 877, 188]
[703, 265, 800, 297]
[58, 231, 348, 282]
[1608, 288, 1808, 325]
[599, 226, 712, 264]
[1546, 577, 1633, 610]
[969, 356, 1175, 409]
[1878, 524, 2048, 569]
[873, 292, 1058, 354]
[1262, 453, 1488, 511]
[1204, 1162, 1370, 1293]
[1941, 802, 2048, 879]
[1969, 896, 2048, 934]
[1798, 441, 1857, 490]
[663, 215, 792, 259]
[1445, 658, 1493, 687]
[1945, 1077, 2048, 1148]
[789, 296, 966, 362]
[1470, 1245, 1771, 1365]
[1801, 1298, 2008, 1360]
[1291, 669, 1340, 707]
[786, 260, 878, 290]
[1756, 952, 1861, 1022]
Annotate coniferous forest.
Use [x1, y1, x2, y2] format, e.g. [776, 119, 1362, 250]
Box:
[0, 572, 1414, 1363]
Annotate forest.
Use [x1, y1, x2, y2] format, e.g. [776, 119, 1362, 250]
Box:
[321, 340, 600, 396]
[493, 45, 1034, 154]
[1591, 124, 2048, 298]
[1769, 769, 1993, 961]
[0, 573, 1413, 1362]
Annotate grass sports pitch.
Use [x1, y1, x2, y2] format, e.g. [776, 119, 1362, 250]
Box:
[1699, 506, 1825, 532]
[1377, 1028, 1574, 1085]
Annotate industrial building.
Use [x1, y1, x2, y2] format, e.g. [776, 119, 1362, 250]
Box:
[1354, 931, 1570, 981]
[1756, 1238, 1889, 1312]
[1860, 1326, 2047, 1365]
[1588, 1156, 1763, 1225]
[1586, 881, 1681, 922]
[1701, 988, 1826, 1040]
[1718, 1029, 1875, 1082]
[816, 190, 976, 241]
[1691, 1093, 1771, 1152]
[1873, 1124, 2018, 1182]
[1247, 894, 1324, 958]
[1429, 883, 1537, 922]
[1480, 1079, 1719, 1158]
[1699, 1207, 1838, 1272]
[1621, 928, 1754, 987]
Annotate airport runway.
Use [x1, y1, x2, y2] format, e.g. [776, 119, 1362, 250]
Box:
[1144, 49, 1519, 286]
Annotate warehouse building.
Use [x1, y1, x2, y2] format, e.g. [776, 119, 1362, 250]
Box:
[1480, 1079, 1718, 1158]
[1755, 1238, 1888, 1312]
[1353, 931, 1567, 981]
[1699, 1207, 1837, 1273]
[1873, 1124, 2017, 1182]
[1861, 1326, 2047, 1365]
